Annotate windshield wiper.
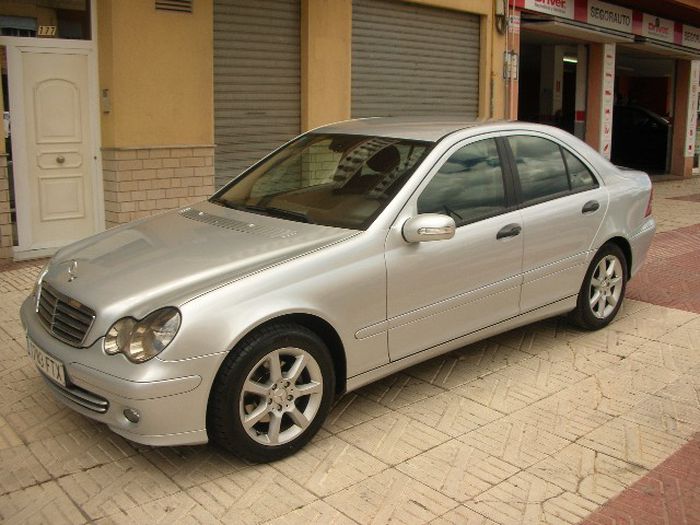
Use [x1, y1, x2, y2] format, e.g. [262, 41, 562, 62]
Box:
[242, 205, 313, 224]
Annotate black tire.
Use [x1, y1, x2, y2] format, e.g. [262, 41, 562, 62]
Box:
[570, 242, 627, 330]
[207, 322, 335, 462]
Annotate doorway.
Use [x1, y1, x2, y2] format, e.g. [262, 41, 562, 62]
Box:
[0, 1, 103, 260]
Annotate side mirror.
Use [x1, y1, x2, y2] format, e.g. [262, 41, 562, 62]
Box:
[402, 214, 456, 243]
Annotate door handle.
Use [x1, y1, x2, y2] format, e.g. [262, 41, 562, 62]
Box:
[56, 155, 65, 164]
[496, 223, 522, 240]
[582, 200, 599, 214]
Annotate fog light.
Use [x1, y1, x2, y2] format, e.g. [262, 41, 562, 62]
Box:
[123, 408, 140, 423]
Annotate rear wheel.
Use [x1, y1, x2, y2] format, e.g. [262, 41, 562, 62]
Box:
[208, 323, 335, 462]
[570, 243, 627, 330]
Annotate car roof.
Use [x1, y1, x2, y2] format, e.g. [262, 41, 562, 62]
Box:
[313, 117, 566, 142]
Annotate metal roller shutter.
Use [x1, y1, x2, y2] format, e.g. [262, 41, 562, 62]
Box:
[352, 0, 480, 118]
[214, 0, 301, 188]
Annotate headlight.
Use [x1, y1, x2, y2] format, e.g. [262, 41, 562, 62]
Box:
[103, 308, 181, 363]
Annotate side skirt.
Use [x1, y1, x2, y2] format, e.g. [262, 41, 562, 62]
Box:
[345, 295, 577, 392]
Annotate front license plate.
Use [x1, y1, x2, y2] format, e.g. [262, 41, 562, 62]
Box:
[27, 338, 66, 387]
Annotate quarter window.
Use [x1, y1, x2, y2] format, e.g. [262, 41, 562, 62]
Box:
[509, 136, 569, 203]
[562, 148, 597, 190]
[417, 138, 506, 225]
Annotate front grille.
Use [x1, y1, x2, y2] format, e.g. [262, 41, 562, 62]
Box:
[43, 377, 109, 414]
[37, 283, 95, 347]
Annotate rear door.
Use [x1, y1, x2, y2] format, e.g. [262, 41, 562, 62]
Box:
[504, 133, 608, 312]
[385, 136, 523, 361]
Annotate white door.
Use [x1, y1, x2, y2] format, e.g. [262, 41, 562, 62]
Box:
[8, 44, 102, 258]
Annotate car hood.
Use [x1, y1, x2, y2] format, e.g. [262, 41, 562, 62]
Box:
[44, 201, 356, 339]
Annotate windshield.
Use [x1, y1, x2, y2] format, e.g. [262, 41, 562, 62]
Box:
[210, 133, 433, 229]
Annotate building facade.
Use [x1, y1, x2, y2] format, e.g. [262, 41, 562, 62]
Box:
[0, 0, 698, 261]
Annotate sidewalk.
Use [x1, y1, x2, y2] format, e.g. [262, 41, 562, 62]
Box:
[1, 177, 699, 524]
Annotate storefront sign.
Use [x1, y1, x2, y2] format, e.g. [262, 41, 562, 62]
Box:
[599, 44, 615, 159]
[641, 13, 675, 44]
[523, 0, 574, 20]
[587, 0, 632, 34]
[685, 61, 700, 157]
[682, 25, 700, 51]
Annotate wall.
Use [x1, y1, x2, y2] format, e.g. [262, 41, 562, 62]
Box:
[97, 0, 213, 147]
[97, 0, 215, 228]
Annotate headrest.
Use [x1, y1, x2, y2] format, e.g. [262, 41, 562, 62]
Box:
[366, 145, 400, 173]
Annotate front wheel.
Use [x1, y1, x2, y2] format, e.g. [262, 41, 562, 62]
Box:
[570, 243, 627, 330]
[207, 323, 335, 462]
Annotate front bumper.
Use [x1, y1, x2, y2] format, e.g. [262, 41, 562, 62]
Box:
[20, 297, 223, 446]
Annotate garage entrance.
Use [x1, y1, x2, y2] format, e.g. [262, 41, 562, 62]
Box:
[351, 0, 480, 118]
[612, 49, 674, 173]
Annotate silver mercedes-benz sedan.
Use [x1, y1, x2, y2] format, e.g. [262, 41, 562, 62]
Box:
[21, 118, 655, 461]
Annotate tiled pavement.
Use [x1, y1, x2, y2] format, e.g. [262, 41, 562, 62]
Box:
[0, 176, 699, 524]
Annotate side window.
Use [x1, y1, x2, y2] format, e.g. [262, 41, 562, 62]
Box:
[562, 148, 597, 190]
[417, 138, 506, 225]
[509, 135, 569, 203]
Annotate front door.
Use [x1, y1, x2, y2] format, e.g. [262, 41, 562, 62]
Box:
[8, 44, 101, 257]
[385, 136, 524, 361]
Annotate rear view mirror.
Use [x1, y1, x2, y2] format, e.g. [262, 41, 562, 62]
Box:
[403, 214, 456, 243]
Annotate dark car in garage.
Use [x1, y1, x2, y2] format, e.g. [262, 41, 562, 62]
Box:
[612, 105, 670, 173]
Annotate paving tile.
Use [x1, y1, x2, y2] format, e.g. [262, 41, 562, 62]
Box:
[505, 336, 620, 378]
[509, 394, 612, 442]
[620, 394, 700, 438]
[357, 373, 444, 409]
[337, 411, 449, 465]
[272, 435, 386, 497]
[492, 317, 586, 355]
[405, 352, 492, 388]
[325, 468, 457, 524]
[58, 455, 181, 520]
[397, 439, 520, 502]
[0, 415, 23, 450]
[654, 374, 700, 409]
[630, 339, 700, 374]
[465, 471, 598, 525]
[93, 492, 219, 524]
[659, 323, 700, 350]
[3, 382, 90, 443]
[590, 359, 680, 416]
[452, 357, 570, 415]
[572, 329, 648, 359]
[187, 465, 315, 524]
[140, 445, 247, 489]
[579, 432, 700, 525]
[264, 500, 357, 525]
[397, 391, 503, 438]
[0, 481, 86, 525]
[322, 392, 390, 434]
[528, 443, 647, 505]
[578, 418, 689, 470]
[457, 418, 571, 469]
[430, 506, 498, 524]
[29, 426, 137, 478]
[0, 444, 51, 494]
